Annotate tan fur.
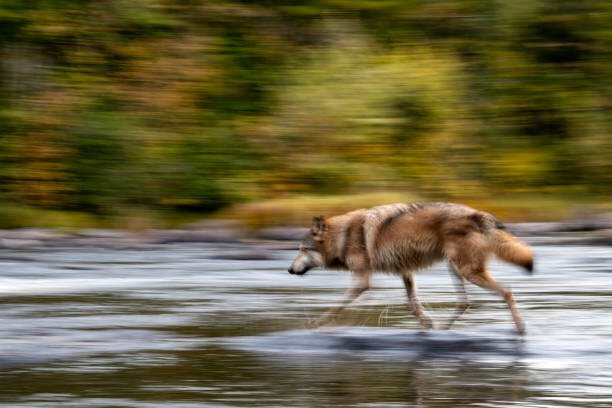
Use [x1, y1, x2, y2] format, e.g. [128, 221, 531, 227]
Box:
[289, 202, 534, 334]
[490, 230, 534, 270]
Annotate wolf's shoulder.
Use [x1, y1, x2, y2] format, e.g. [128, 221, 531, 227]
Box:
[362, 203, 424, 227]
[365, 202, 446, 216]
[363, 202, 480, 223]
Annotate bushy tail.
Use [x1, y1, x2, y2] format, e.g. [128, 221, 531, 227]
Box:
[491, 229, 534, 273]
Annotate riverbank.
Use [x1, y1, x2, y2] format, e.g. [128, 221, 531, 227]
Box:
[3, 192, 611, 230]
[1, 213, 611, 254]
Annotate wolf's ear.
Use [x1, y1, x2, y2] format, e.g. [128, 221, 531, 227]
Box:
[311, 216, 326, 241]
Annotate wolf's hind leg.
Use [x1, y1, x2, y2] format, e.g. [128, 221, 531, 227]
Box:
[444, 261, 471, 329]
[308, 273, 370, 328]
[402, 272, 433, 329]
[463, 270, 525, 334]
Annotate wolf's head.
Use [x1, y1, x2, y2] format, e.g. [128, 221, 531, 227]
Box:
[288, 216, 326, 275]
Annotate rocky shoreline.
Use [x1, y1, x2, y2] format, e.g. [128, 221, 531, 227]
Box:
[1, 215, 612, 255]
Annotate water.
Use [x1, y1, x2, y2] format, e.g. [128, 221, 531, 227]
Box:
[1, 243, 612, 407]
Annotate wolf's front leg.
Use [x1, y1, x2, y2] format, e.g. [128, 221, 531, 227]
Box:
[443, 262, 471, 330]
[308, 273, 371, 328]
[402, 272, 434, 329]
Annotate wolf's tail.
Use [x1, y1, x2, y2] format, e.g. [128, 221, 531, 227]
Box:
[490, 229, 534, 274]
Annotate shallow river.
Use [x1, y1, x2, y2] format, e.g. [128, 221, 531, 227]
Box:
[1, 242, 612, 407]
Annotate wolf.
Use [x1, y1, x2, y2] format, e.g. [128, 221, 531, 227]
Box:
[288, 202, 534, 334]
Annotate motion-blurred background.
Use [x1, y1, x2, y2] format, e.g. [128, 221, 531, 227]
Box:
[1, 0, 610, 229]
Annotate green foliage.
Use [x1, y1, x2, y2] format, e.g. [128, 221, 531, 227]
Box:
[0, 0, 610, 224]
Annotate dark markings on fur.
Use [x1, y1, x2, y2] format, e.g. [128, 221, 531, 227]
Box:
[468, 213, 486, 233]
[378, 202, 430, 233]
[468, 212, 504, 235]
[356, 218, 369, 266]
[327, 257, 346, 269]
[302, 232, 317, 250]
[378, 210, 405, 232]
[523, 259, 534, 273]
[428, 212, 448, 230]
[341, 216, 369, 266]
[340, 221, 352, 263]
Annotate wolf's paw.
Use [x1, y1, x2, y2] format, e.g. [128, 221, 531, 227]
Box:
[305, 318, 320, 329]
[306, 315, 335, 329]
[419, 317, 434, 330]
[306, 317, 326, 329]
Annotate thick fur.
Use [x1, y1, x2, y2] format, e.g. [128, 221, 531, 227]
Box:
[288, 202, 534, 334]
[490, 230, 534, 272]
[309, 202, 532, 274]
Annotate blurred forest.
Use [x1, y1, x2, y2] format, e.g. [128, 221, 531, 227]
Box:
[0, 0, 611, 227]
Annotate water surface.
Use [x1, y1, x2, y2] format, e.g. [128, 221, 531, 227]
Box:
[1, 243, 612, 407]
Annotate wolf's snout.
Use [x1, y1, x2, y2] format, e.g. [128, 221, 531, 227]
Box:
[288, 266, 307, 275]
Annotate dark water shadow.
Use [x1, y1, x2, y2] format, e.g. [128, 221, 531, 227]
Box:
[223, 326, 526, 362]
[0, 328, 193, 368]
[215, 327, 533, 407]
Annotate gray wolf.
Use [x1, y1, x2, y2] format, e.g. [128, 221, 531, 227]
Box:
[288, 202, 534, 334]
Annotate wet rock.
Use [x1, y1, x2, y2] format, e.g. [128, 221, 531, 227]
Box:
[56, 264, 100, 271]
[255, 227, 308, 241]
[506, 223, 566, 236]
[1, 213, 612, 250]
[73, 229, 132, 239]
[548, 230, 612, 246]
[247, 239, 299, 251]
[151, 228, 242, 244]
[561, 213, 612, 232]
[0, 228, 68, 241]
[150, 219, 245, 244]
[208, 249, 276, 261]
[183, 219, 242, 231]
[0, 239, 44, 249]
[41, 235, 158, 250]
[0, 254, 39, 262]
[508, 214, 612, 236]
